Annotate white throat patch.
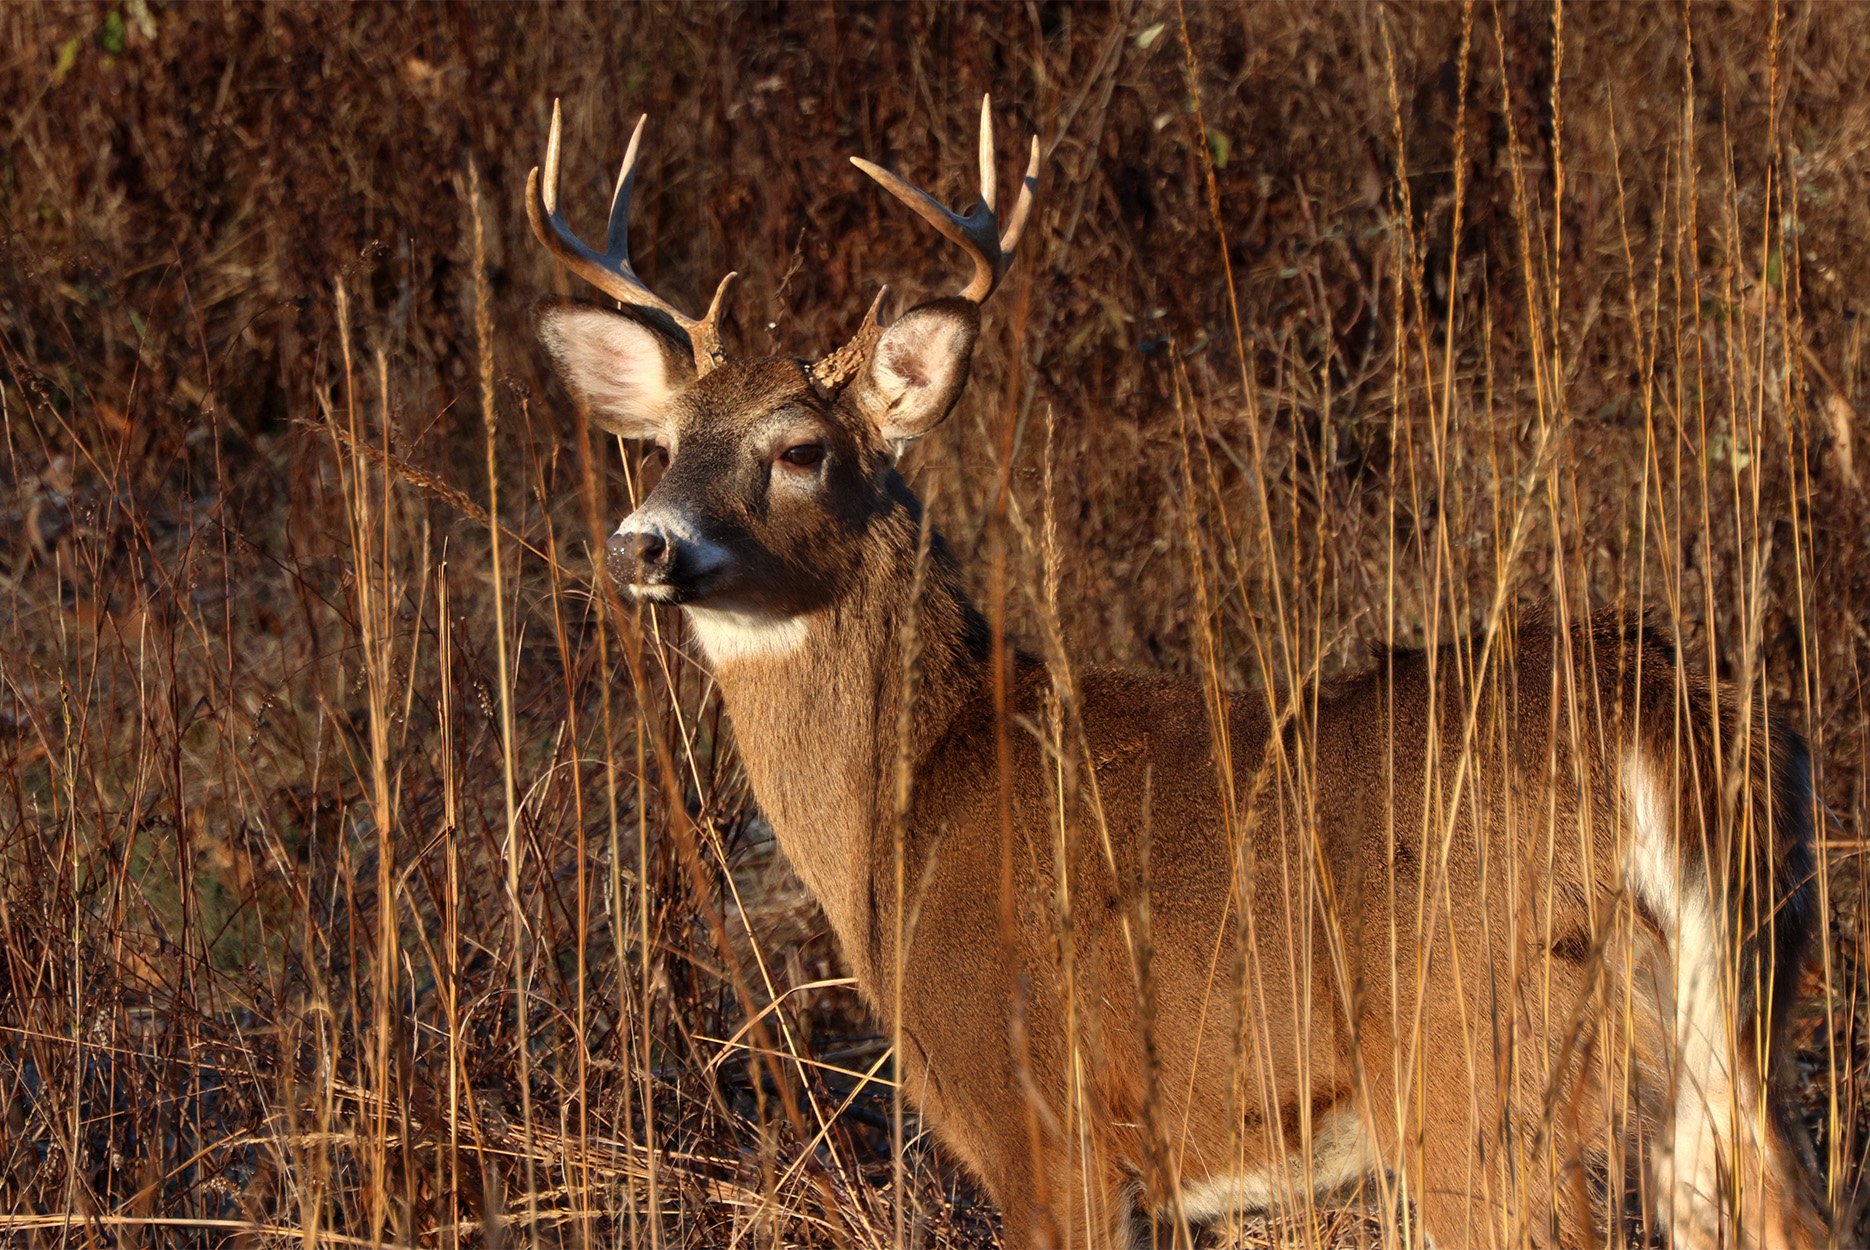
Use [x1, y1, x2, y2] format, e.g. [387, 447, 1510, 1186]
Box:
[683, 604, 810, 665]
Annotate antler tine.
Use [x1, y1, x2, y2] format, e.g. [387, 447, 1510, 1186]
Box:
[541, 99, 564, 216]
[527, 99, 736, 373]
[604, 114, 647, 258]
[809, 285, 891, 392]
[977, 95, 997, 218]
[851, 94, 1040, 304]
[1000, 135, 1040, 258]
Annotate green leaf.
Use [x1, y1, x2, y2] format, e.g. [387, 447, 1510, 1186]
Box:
[53, 35, 81, 84]
[1207, 128, 1231, 169]
[103, 9, 125, 54]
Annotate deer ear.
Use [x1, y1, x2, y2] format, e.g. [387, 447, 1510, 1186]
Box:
[850, 298, 980, 444]
[537, 302, 696, 439]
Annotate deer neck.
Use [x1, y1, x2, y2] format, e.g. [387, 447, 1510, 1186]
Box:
[680, 516, 986, 985]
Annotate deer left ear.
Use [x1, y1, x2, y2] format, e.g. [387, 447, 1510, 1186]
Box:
[849, 297, 980, 444]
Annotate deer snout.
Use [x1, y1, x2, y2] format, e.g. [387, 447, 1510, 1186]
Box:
[617, 530, 667, 567]
[606, 527, 671, 588]
[606, 503, 732, 600]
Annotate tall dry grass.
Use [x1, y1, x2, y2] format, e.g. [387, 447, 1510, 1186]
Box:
[0, 2, 1865, 1246]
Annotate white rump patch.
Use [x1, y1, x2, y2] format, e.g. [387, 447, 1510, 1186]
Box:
[683, 604, 809, 665]
[1622, 749, 1756, 1249]
[1622, 751, 1681, 930]
[1173, 1106, 1374, 1223]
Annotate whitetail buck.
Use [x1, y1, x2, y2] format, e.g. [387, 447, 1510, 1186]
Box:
[527, 97, 1823, 1248]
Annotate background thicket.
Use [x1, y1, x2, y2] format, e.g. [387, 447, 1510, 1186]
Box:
[1, 2, 1865, 1245]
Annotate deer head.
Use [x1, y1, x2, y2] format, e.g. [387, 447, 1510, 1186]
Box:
[529, 97, 1037, 632]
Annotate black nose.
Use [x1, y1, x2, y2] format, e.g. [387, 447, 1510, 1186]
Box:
[627, 531, 667, 565]
[608, 529, 668, 580]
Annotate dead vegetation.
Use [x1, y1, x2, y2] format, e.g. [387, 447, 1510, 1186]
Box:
[0, 2, 1865, 1246]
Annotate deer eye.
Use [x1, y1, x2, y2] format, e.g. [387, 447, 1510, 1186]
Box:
[779, 443, 825, 469]
[654, 444, 670, 467]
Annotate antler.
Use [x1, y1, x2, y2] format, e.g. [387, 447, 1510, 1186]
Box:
[850, 94, 1039, 304]
[809, 287, 890, 392]
[526, 100, 737, 375]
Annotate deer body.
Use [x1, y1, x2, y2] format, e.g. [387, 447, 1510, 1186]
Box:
[527, 98, 1823, 1247]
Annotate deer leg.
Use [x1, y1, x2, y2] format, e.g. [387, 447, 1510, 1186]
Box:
[1388, 972, 1601, 1250]
[1017, 1141, 1140, 1250]
[1351, 1015, 1499, 1250]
